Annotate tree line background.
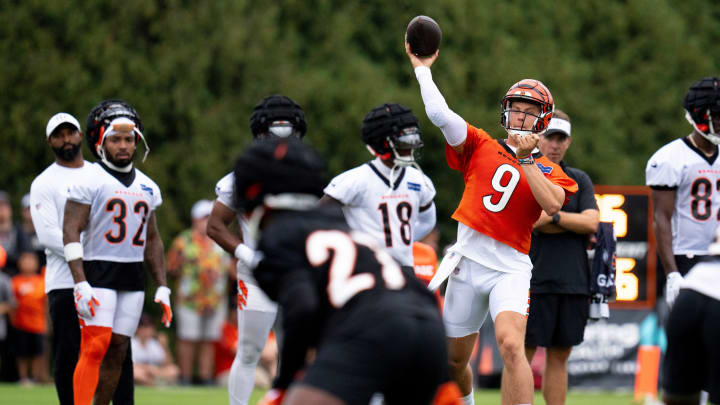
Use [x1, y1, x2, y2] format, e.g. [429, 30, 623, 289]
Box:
[2, 0, 720, 248]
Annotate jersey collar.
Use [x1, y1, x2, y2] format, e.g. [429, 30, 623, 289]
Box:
[683, 136, 719, 165]
[99, 161, 136, 188]
[367, 160, 406, 190]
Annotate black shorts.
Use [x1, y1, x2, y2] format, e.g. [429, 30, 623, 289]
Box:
[663, 289, 720, 403]
[12, 329, 44, 357]
[300, 311, 449, 405]
[525, 293, 589, 348]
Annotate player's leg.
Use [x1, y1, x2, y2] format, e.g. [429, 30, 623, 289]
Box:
[489, 272, 532, 405]
[48, 289, 80, 405]
[73, 288, 118, 405]
[385, 312, 457, 405]
[442, 258, 492, 405]
[662, 289, 704, 405]
[542, 294, 588, 405]
[700, 292, 720, 405]
[94, 290, 144, 405]
[95, 333, 131, 405]
[229, 278, 277, 405]
[112, 341, 135, 405]
[543, 347, 571, 405]
[284, 385, 348, 405]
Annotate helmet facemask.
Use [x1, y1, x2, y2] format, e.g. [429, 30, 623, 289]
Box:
[683, 77, 720, 145]
[97, 117, 150, 172]
[501, 104, 545, 137]
[388, 126, 424, 167]
[256, 120, 303, 140]
[500, 79, 554, 137]
[685, 108, 720, 145]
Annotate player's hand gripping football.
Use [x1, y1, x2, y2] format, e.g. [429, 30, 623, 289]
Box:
[509, 131, 540, 159]
[74, 281, 100, 318]
[154, 286, 173, 327]
[405, 42, 439, 69]
[665, 271, 683, 307]
[258, 388, 285, 405]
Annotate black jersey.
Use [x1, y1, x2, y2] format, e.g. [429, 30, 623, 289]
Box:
[254, 205, 440, 389]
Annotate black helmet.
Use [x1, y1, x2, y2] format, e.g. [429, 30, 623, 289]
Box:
[85, 99, 146, 161]
[684, 77, 720, 144]
[233, 137, 324, 214]
[361, 103, 423, 164]
[249, 95, 307, 139]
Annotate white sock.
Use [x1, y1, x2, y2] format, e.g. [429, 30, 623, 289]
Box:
[700, 391, 709, 405]
[461, 391, 474, 405]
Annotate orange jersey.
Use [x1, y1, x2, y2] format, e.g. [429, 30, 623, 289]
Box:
[11, 274, 46, 334]
[412, 242, 443, 308]
[445, 124, 577, 254]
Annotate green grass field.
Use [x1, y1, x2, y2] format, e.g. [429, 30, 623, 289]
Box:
[0, 383, 636, 404]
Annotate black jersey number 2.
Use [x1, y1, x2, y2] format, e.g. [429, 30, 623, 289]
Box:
[378, 201, 412, 247]
[104, 198, 150, 246]
[690, 178, 720, 221]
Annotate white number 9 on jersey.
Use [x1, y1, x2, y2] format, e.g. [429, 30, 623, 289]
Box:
[482, 164, 521, 213]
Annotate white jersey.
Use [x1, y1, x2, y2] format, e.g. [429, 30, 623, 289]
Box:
[214, 172, 253, 249]
[68, 163, 162, 262]
[682, 260, 720, 301]
[324, 158, 436, 266]
[30, 161, 93, 293]
[646, 138, 720, 255]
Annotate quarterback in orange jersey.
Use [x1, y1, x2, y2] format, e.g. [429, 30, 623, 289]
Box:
[406, 42, 577, 405]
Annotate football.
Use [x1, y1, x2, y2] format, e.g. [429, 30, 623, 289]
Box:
[405, 15, 442, 57]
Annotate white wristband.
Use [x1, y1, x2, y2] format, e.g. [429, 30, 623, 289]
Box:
[234, 243, 254, 264]
[64, 242, 83, 262]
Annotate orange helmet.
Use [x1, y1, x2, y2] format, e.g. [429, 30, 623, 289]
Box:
[500, 79, 554, 134]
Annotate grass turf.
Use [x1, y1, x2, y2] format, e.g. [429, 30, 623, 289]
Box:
[0, 383, 636, 404]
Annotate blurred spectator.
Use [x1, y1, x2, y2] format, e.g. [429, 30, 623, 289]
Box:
[20, 194, 45, 266]
[131, 314, 179, 386]
[167, 199, 232, 385]
[0, 191, 30, 277]
[0, 248, 16, 382]
[10, 251, 48, 385]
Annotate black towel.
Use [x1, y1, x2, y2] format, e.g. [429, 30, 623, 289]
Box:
[589, 222, 616, 319]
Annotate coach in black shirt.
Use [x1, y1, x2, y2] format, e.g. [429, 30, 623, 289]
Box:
[525, 110, 599, 405]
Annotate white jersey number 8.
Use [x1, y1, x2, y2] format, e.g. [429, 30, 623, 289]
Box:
[482, 164, 521, 213]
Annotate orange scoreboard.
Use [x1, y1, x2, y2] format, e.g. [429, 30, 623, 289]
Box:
[594, 185, 657, 309]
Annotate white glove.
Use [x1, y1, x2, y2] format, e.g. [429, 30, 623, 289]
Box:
[665, 271, 683, 308]
[234, 243, 255, 277]
[74, 281, 100, 318]
[154, 286, 173, 328]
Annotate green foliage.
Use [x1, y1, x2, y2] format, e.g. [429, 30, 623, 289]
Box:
[1, 0, 719, 249]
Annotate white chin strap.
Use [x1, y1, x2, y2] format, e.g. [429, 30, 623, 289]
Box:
[100, 153, 134, 172]
[97, 118, 151, 172]
[685, 109, 720, 145]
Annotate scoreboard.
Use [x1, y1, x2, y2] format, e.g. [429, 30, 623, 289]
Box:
[594, 185, 657, 309]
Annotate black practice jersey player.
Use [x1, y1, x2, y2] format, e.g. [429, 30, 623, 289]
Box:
[254, 205, 449, 405]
